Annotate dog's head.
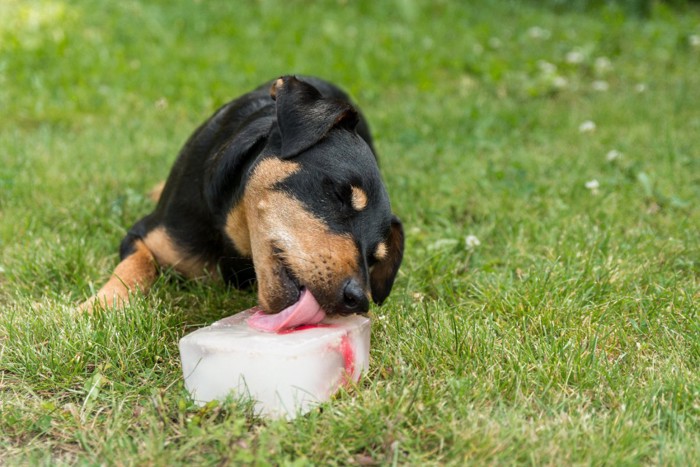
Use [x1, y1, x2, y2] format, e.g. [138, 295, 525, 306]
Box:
[217, 76, 403, 316]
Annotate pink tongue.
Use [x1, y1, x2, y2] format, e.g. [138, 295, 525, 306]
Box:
[247, 289, 326, 332]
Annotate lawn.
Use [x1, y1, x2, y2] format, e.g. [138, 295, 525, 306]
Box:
[1, 0, 700, 464]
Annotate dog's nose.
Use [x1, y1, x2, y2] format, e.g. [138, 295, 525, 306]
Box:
[340, 279, 369, 314]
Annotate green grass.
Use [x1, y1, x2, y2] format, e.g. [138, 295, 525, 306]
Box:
[2, 0, 700, 464]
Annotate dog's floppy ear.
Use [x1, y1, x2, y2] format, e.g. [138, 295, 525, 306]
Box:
[204, 115, 274, 212]
[270, 76, 358, 158]
[370, 215, 405, 305]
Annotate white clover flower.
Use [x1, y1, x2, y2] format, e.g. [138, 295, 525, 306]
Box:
[538, 60, 557, 74]
[606, 149, 623, 161]
[552, 76, 568, 89]
[585, 179, 600, 190]
[592, 80, 609, 91]
[635, 83, 647, 93]
[527, 26, 551, 39]
[579, 120, 596, 133]
[465, 235, 481, 249]
[566, 50, 585, 64]
[689, 34, 700, 48]
[488, 37, 502, 49]
[411, 292, 425, 303]
[594, 57, 612, 73]
[585, 179, 600, 195]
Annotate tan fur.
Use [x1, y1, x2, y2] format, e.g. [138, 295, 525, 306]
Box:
[224, 202, 252, 257]
[79, 240, 157, 312]
[351, 186, 368, 211]
[80, 227, 215, 312]
[143, 227, 214, 278]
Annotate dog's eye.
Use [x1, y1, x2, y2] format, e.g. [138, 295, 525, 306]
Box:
[322, 179, 351, 209]
[335, 186, 350, 206]
[367, 255, 378, 268]
[350, 186, 368, 211]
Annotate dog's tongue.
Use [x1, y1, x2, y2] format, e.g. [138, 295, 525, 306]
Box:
[247, 289, 326, 332]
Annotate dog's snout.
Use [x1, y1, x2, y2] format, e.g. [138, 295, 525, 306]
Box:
[340, 279, 369, 314]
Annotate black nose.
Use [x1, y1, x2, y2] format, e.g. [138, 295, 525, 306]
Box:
[340, 279, 369, 314]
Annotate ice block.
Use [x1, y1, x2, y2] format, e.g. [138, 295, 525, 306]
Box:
[179, 308, 371, 419]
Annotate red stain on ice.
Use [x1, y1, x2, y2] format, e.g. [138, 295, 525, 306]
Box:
[339, 335, 355, 385]
[276, 325, 357, 387]
[276, 323, 332, 334]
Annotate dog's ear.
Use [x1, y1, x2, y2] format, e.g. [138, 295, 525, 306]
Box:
[370, 215, 404, 305]
[270, 76, 358, 158]
[204, 116, 273, 213]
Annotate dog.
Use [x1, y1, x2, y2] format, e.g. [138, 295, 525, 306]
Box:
[81, 76, 404, 320]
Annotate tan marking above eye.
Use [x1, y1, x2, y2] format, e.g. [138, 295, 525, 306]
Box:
[374, 242, 388, 261]
[351, 186, 368, 211]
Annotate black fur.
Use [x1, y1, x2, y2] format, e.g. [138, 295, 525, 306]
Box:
[121, 76, 403, 312]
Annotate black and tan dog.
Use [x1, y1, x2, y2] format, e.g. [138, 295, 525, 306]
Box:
[81, 76, 403, 320]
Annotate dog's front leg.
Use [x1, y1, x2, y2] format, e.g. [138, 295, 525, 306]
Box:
[79, 239, 158, 312]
